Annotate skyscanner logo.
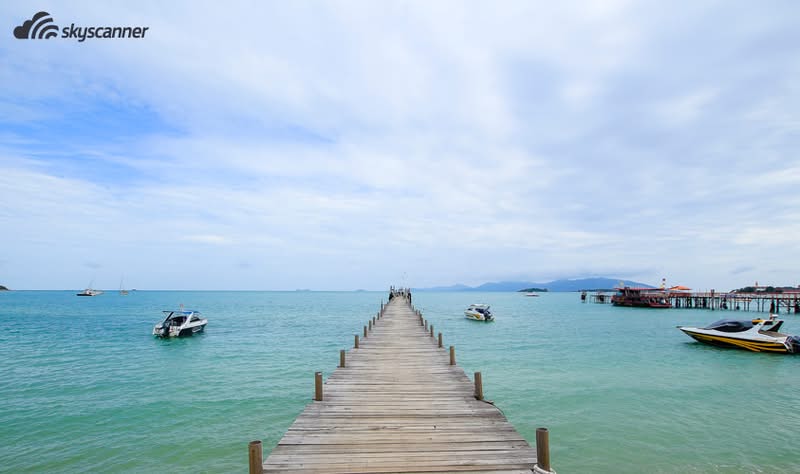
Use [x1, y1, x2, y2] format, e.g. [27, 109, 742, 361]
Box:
[13, 11, 150, 42]
[13, 11, 58, 39]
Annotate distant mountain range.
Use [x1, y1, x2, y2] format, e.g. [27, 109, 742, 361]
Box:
[415, 278, 654, 292]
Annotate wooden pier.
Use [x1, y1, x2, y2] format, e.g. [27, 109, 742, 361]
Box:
[581, 288, 800, 313]
[669, 291, 800, 313]
[250, 291, 548, 474]
[588, 292, 611, 304]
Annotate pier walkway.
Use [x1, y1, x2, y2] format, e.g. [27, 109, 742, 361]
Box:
[258, 294, 540, 474]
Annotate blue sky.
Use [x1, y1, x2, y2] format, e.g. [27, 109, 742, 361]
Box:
[2, 1, 799, 290]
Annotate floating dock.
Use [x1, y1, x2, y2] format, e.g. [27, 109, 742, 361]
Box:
[249, 291, 551, 474]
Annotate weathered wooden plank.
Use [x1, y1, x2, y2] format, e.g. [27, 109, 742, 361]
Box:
[261, 295, 537, 473]
[269, 441, 532, 454]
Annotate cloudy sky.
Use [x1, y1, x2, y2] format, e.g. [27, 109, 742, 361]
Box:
[1, 1, 799, 290]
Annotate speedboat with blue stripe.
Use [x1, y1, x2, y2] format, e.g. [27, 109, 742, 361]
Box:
[677, 315, 800, 353]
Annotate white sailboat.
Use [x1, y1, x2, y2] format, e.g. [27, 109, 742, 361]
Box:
[119, 277, 129, 296]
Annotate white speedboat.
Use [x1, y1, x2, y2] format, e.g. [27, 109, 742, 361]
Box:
[153, 309, 207, 337]
[77, 288, 103, 296]
[464, 304, 494, 322]
[677, 315, 800, 353]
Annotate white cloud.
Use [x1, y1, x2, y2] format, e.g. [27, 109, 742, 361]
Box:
[656, 89, 719, 126]
[181, 234, 231, 245]
[1, 1, 799, 290]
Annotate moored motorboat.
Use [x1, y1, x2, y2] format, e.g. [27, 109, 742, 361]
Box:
[464, 304, 494, 322]
[524, 292, 539, 297]
[677, 315, 800, 353]
[153, 309, 207, 337]
[611, 287, 670, 308]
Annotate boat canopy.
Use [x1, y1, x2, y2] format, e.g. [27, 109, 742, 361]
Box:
[703, 319, 754, 332]
[161, 309, 199, 323]
[163, 309, 197, 316]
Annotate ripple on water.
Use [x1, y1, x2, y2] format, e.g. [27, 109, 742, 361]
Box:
[1, 291, 799, 473]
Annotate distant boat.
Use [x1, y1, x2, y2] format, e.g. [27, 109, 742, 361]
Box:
[119, 278, 129, 296]
[77, 288, 103, 297]
[524, 292, 539, 297]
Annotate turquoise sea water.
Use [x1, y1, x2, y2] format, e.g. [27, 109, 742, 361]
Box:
[1, 290, 798, 473]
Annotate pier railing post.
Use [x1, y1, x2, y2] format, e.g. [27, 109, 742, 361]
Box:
[449, 346, 455, 365]
[369, 320, 372, 330]
[364, 326, 368, 338]
[354, 334, 359, 348]
[430, 324, 434, 337]
[536, 427, 551, 472]
[340, 349, 345, 368]
[438, 332, 443, 348]
[314, 371, 323, 401]
[474, 371, 483, 400]
[248, 440, 263, 474]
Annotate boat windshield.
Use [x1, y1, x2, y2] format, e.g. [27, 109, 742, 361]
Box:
[161, 311, 189, 326]
[703, 319, 754, 332]
[167, 316, 186, 325]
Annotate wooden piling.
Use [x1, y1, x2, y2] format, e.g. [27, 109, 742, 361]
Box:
[449, 345, 455, 365]
[339, 349, 345, 368]
[364, 326, 368, 338]
[536, 427, 551, 472]
[369, 320, 372, 330]
[314, 372, 323, 401]
[354, 334, 359, 348]
[438, 332, 443, 348]
[430, 324, 434, 337]
[474, 371, 483, 400]
[248, 440, 263, 474]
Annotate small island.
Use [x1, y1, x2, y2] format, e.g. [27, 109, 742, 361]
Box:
[518, 287, 548, 292]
